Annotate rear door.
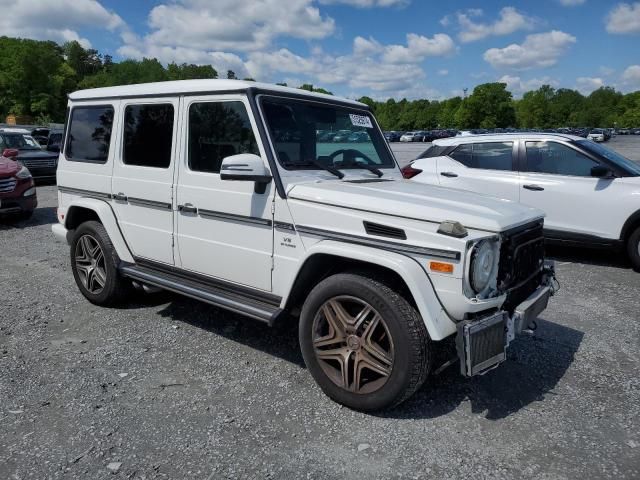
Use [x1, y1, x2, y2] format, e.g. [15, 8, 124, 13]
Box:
[111, 98, 179, 265]
[436, 141, 520, 201]
[519, 140, 618, 239]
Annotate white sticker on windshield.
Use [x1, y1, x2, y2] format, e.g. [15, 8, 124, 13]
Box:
[349, 114, 373, 129]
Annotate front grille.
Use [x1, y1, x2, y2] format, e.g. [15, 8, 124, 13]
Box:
[21, 157, 57, 169]
[0, 178, 17, 193]
[498, 220, 545, 311]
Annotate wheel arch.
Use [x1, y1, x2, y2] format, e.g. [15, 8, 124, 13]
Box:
[64, 198, 134, 263]
[620, 209, 640, 242]
[281, 240, 457, 341]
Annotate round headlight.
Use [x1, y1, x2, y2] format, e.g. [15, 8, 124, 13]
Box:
[470, 240, 498, 294]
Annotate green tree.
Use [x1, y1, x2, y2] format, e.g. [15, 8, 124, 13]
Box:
[167, 62, 217, 80]
[455, 83, 516, 128]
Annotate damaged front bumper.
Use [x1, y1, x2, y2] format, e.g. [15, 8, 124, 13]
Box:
[456, 262, 557, 377]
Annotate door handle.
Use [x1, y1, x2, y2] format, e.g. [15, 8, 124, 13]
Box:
[113, 192, 127, 201]
[179, 203, 197, 214]
[523, 184, 544, 191]
[440, 171, 458, 178]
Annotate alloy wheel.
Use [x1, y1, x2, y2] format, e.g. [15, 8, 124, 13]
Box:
[75, 234, 107, 294]
[312, 296, 394, 394]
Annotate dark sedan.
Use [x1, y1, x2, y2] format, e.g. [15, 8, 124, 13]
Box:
[0, 132, 58, 179]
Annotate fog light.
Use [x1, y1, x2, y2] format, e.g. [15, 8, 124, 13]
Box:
[23, 187, 36, 197]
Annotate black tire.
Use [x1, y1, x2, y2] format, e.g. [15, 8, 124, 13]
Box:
[70, 220, 131, 306]
[627, 226, 640, 272]
[299, 272, 431, 411]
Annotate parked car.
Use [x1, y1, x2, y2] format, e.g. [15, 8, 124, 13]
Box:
[46, 129, 64, 152]
[52, 80, 556, 411]
[331, 130, 352, 142]
[0, 131, 58, 179]
[31, 127, 50, 146]
[383, 131, 401, 142]
[587, 129, 606, 142]
[347, 131, 370, 143]
[0, 151, 37, 220]
[400, 131, 423, 142]
[405, 133, 640, 270]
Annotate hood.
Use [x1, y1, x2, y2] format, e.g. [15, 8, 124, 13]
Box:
[17, 149, 57, 159]
[0, 156, 19, 178]
[288, 179, 544, 232]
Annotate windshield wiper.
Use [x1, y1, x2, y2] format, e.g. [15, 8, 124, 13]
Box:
[338, 161, 383, 177]
[285, 160, 345, 179]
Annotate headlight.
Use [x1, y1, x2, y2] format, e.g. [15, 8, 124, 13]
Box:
[15, 164, 32, 179]
[470, 239, 499, 296]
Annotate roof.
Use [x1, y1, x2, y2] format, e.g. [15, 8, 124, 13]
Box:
[433, 132, 584, 146]
[68, 79, 366, 107]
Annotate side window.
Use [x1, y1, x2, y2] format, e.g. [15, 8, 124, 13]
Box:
[123, 104, 174, 168]
[450, 143, 513, 171]
[0, 135, 5, 150]
[525, 141, 598, 176]
[449, 144, 472, 166]
[66, 106, 114, 163]
[188, 101, 259, 174]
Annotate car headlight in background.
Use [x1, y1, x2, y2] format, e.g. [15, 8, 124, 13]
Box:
[23, 187, 36, 197]
[469, 238, 500, 298]
[15, 164, 32, 179]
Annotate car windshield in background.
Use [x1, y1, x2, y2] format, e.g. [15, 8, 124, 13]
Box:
[261, 96, 395, 172]
[1, 134, 41, 150]
[576, 140, 640, 176]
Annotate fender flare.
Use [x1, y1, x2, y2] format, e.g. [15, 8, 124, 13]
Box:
[281, 239, 457, 341]
[620, 209, 640, 241]
[65, 197, 135, 264]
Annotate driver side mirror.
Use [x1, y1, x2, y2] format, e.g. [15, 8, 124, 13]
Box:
[591, 165, 614, 179]
[2, 148, 19, 159]
[220, 153, 272, 194]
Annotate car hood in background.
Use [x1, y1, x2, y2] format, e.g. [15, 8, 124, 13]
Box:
[17, 149, 58, 160]
[0, 156, 19, 177]
[288, 179, 544, 232]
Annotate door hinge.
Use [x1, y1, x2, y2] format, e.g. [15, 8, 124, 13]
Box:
[270, 202, 275, 215]
[271, 256, 275, 271]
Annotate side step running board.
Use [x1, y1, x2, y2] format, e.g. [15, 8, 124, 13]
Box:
[120, 264, 283, 326]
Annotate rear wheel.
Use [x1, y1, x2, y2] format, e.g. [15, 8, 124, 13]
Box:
[299, 272, 431, 411]
[627, 226, 640, 271]
[70, 220, 131, 305]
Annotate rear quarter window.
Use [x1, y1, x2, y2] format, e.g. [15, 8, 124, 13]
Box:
[65, 105, 114, 163]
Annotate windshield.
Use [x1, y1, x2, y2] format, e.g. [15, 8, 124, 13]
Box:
[1, 134, 41, 150]
[261, 96, 395, 172]
[576, 140, 640, 176]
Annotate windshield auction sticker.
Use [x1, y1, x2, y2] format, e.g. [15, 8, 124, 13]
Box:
[349, 114, 373, 128]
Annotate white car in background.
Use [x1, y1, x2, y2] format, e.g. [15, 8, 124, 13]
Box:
[403, 133, 640, 270]
[400, 131, 419, 142]
[587, 129, 606, 142]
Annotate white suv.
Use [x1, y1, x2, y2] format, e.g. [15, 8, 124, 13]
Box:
[406, 134, 640, 270]
[52, 80, 555, 410]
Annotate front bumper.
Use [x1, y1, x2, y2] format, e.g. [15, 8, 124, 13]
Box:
[0, 192, 37, 216]
[456, 263, 555, 377]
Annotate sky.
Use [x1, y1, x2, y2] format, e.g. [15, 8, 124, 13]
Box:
[1, 0, 640, 100]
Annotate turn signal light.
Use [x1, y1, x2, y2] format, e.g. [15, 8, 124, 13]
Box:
[400, 164, 423, 179]
[429, 261, 454, 273]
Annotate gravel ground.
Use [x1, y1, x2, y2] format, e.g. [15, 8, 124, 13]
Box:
[1, 138, 639, 479]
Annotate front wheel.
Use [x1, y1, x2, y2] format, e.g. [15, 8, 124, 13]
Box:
[299, 272, 431, 411]
[628, 226, 640, 272]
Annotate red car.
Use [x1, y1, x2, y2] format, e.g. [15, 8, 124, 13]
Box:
[0, 149, 37, 220]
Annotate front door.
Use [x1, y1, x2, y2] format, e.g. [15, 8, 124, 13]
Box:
[436, 141, 520, 201]
[519, 140, 617, 239]
[175, 95, 273, 291]
[111, 99, 179, 265]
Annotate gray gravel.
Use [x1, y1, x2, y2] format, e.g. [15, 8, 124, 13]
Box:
[1, 138, 640, 479]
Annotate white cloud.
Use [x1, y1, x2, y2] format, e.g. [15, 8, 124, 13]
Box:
[575, 77, 604, 94]
[381, 33, 456, 64]
[483, 30, 576, 70]
[120, 0, 335, 57]
[599, 66, 615, 76]
[353, 36, 383, 56]
[606, 2, 640, 34]
[454, 7, 536, 43]
[621, 65, 640, 89]
[319, 0, 409, 7]
[558, 0, 586, 6]
[0, 0, 124, 48]
[498, 74, 559, 96]
[438, 69, 449, 76]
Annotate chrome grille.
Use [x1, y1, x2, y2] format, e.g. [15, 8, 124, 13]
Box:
[21, 157, 57, 169]
[0, 178, 17, 193]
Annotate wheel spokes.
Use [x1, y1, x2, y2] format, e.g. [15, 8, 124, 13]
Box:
[75, 235, 106, 294]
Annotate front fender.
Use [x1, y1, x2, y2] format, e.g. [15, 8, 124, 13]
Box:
[61, 197, 134, 264]
[282, 239, 458, 341]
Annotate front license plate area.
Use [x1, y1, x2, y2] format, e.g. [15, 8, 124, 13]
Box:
[457, 312, 508, 377]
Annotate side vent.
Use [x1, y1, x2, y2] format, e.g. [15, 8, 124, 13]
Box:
[363, 221, 407, 240]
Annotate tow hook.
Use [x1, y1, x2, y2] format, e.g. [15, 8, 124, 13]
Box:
[523, 320, 538, 335]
